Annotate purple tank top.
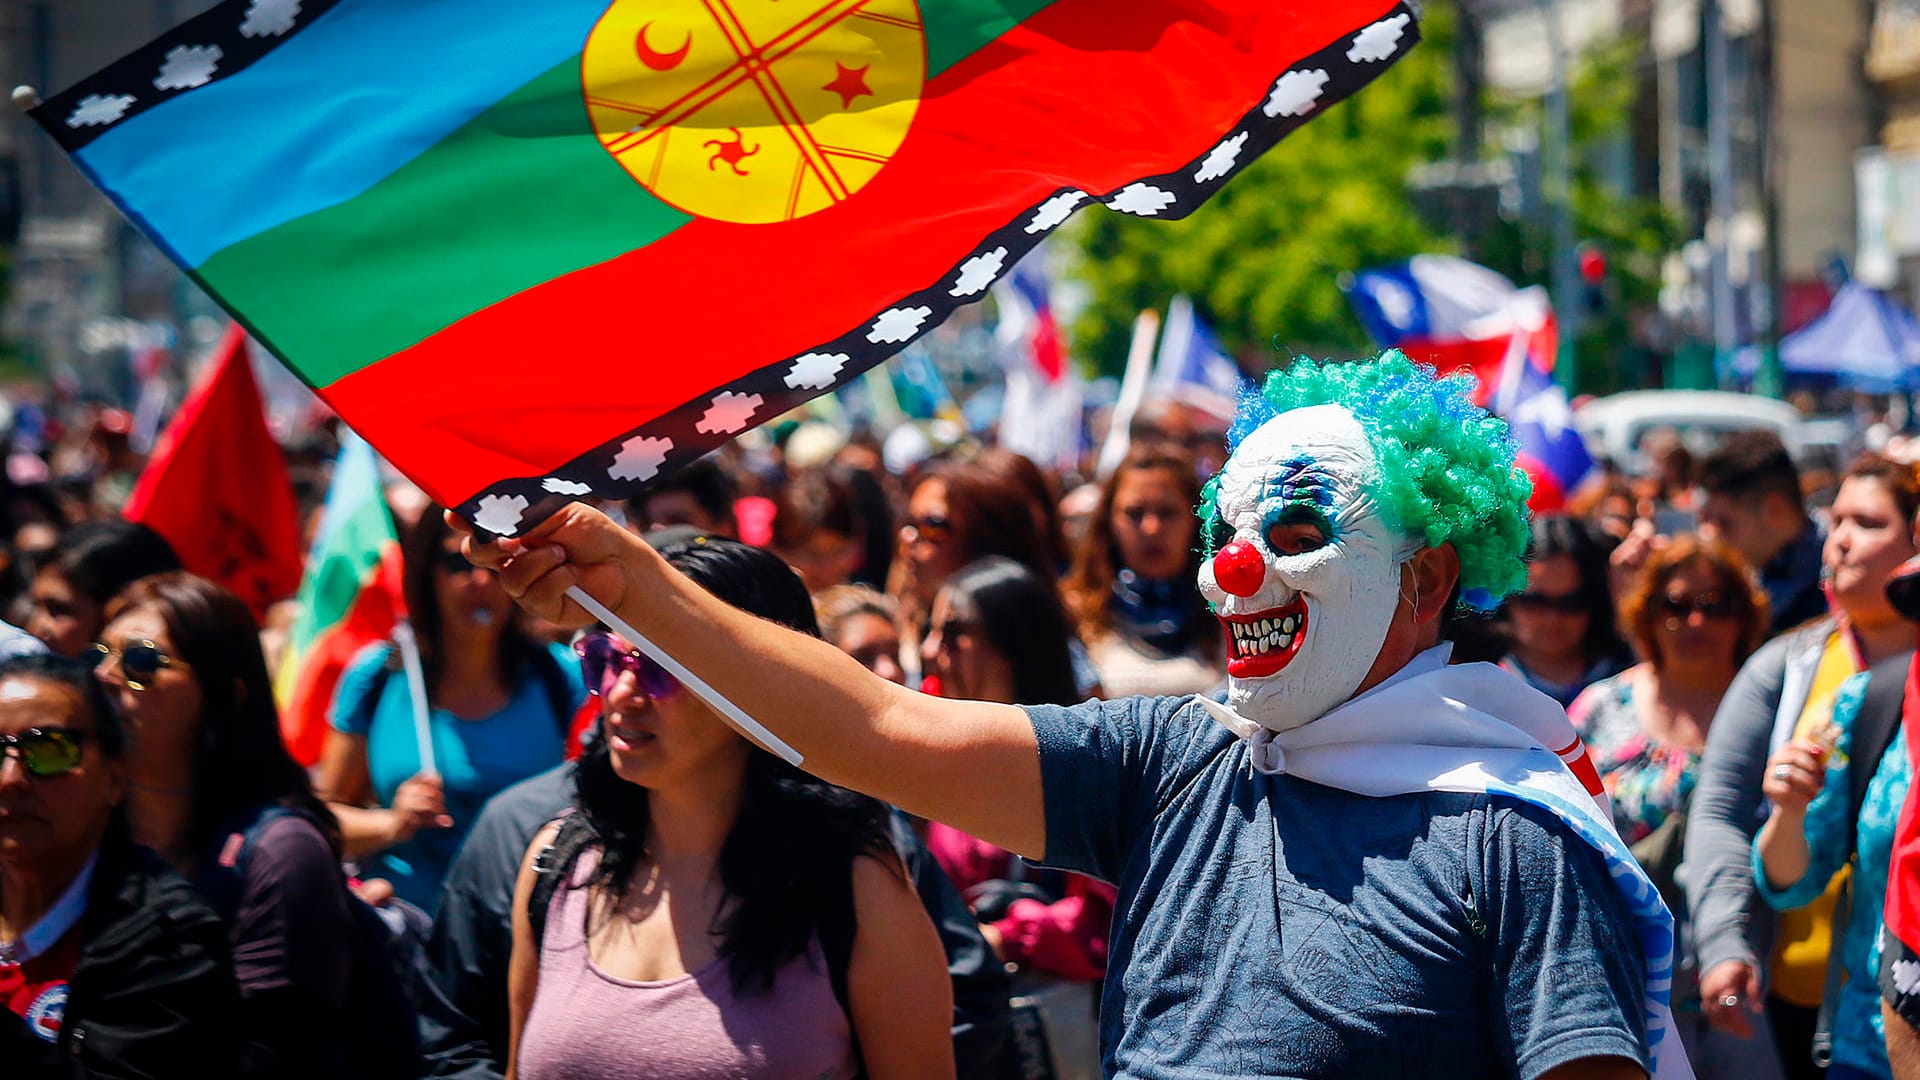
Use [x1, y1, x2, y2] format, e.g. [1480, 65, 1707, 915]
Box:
[516, 848, 857, 1080]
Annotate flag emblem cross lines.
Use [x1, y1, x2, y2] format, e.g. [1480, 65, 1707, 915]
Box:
[583, 0, 925, 224]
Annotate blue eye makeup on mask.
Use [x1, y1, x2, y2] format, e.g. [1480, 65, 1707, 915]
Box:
[1254, 456, 1340, 554]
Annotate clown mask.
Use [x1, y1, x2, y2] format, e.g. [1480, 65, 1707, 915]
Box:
[1197, 404, 1422, 732]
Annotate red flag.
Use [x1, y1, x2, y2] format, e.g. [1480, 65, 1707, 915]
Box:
[124, 324, 302, 622]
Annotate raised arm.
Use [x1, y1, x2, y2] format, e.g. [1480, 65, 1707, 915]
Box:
[457, 505, 1047, 858]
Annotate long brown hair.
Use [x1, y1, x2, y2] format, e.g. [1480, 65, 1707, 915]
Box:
[115, 572, 340, 859]
[1060, 444, 1213, 655]
[916, 460, 1057, 586]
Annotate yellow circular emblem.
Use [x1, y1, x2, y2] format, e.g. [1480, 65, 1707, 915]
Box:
[582, 0, 926, 224]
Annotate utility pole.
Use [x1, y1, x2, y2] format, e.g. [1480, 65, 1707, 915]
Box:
[1704, 0, 1740, 387]
[1542, 0, 1580, 393]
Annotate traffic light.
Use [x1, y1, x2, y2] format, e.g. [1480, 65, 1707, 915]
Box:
[1577, 242, 1608, 317]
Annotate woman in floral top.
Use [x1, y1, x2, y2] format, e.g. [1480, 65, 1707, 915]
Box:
[1568, 534, 1772, 1077]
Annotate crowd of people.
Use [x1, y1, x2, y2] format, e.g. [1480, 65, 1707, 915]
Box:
[9, 356, 1920, 1078]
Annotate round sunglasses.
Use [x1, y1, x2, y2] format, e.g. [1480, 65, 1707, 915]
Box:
[0, 728, 91, 778]
[574, 632, 680, 701]
[88, 639, 187, 692]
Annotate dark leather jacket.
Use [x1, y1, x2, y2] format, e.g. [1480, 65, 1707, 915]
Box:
[1, 827, 240, 1079]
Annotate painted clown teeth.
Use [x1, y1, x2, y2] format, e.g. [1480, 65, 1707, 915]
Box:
[1219, 597, 1309, 676]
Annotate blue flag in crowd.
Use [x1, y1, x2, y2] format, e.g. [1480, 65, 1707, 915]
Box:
[1153, 295, 1250, 420]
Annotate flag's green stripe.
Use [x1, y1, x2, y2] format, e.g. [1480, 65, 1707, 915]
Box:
[198, 0, 1062, 390]
[199, 60, 691, 389]
[287, 497, 395, 657]
[926, 0, 1056, 73]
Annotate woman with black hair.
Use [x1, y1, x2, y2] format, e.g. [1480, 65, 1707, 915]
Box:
[26, 519, 179, 657]
[920, 557, 1116, 983]
[93, 572, 400, 1078]
[0, 653, 241, 1076]
[1501, 514, 1632, 708]
[920, 557, 1078, 706]
[319, 506, 583, 909]
[507, 536, 952, 1080]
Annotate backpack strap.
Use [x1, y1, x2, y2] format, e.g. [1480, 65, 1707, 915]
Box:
[527, 813, 599, 950]
[1847, 651, 1910, 830]
[1810, 649, 1911, 1066]
[197, 804, 303, 922]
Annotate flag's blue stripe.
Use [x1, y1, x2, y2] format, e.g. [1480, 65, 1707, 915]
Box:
[74, 0, 608, 268]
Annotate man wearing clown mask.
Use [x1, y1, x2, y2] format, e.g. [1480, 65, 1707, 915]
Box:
[460, 353, 1686, 1080]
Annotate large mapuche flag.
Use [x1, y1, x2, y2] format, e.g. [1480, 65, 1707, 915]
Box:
[33, 0, 1419, 537]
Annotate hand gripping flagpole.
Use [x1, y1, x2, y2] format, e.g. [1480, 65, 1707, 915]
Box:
[564, 584, 804, 767]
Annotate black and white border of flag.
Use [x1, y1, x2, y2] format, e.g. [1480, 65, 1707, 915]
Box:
[459, 0, 1422, 538]
[33, 0, 339, 152]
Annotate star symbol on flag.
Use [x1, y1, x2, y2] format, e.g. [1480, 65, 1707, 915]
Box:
[610, 435, 673, 482]
[1025, 192, 1086, 234]
[1264, 69, 1329, 118]
[951, 248, 1009, 297]
[1511, 383, 1573, 439]
[697, 391, 765, 435]
[67, 93, 135, 128]
[1195, 133, 1248, 183]
[241, 0, 301, 37]
[542, 478, 593, 496]
[823, 63, 873, 109]
[787, 352, 849, 390]
[1109, 183, 1175, 217]
[474, 494, 530, 537]
[869, 306, 932, 344]
[1896, 958, 1920, 996]
[1349, 13, 1412, 63]
[155, 44, 223, 90]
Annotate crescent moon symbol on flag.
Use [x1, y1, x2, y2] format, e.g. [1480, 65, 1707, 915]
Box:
[635, 22, 691, 71]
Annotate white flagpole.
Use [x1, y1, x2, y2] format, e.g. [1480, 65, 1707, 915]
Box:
[389, 620, 436, 777]
[564, 585, 803, 767]
[1095, 309, 1162, 481]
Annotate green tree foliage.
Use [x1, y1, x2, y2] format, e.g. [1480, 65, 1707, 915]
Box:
[1069, 8, 1682, 394]
[1069, 2, 1460, 376]
[1478, 36, 1683, 393]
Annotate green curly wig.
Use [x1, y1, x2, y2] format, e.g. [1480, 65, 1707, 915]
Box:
[1199, 351, 1533, 612]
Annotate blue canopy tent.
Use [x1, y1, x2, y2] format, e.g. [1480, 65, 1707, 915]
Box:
[1731, 282, 1920, 390]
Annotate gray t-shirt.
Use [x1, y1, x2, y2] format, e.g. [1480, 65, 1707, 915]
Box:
[1028, 694, 1651, 1079]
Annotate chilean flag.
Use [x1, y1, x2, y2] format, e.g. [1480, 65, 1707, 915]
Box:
[1345, 254, 1589, 509]
[994, 250, 1083, 469]
[995, 255, 1065, 382]
[1344, 254, 1557, 405]
[1491, 348, 1595, 512]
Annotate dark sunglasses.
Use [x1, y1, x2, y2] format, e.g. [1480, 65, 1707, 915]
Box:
[1509, 591, 1587, 614]
[0, 728, 90, 778]
[1660, 593, 1737, 620]
[901, 515, 952, 543]
[574, 632, 680, 701]
[89, 639, 185, 692]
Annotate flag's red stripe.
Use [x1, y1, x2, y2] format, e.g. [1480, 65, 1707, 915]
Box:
[1392, 336, 1512, 406]
[1888, 648, 1920, 948]
[322, 0, 1403, 506]
[279, 547, 404, 766]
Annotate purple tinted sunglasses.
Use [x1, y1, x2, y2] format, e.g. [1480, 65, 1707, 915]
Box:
[574, 632, 680, 700]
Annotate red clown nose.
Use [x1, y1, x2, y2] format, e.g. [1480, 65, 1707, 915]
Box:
[1211, 540, 1265, 597]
